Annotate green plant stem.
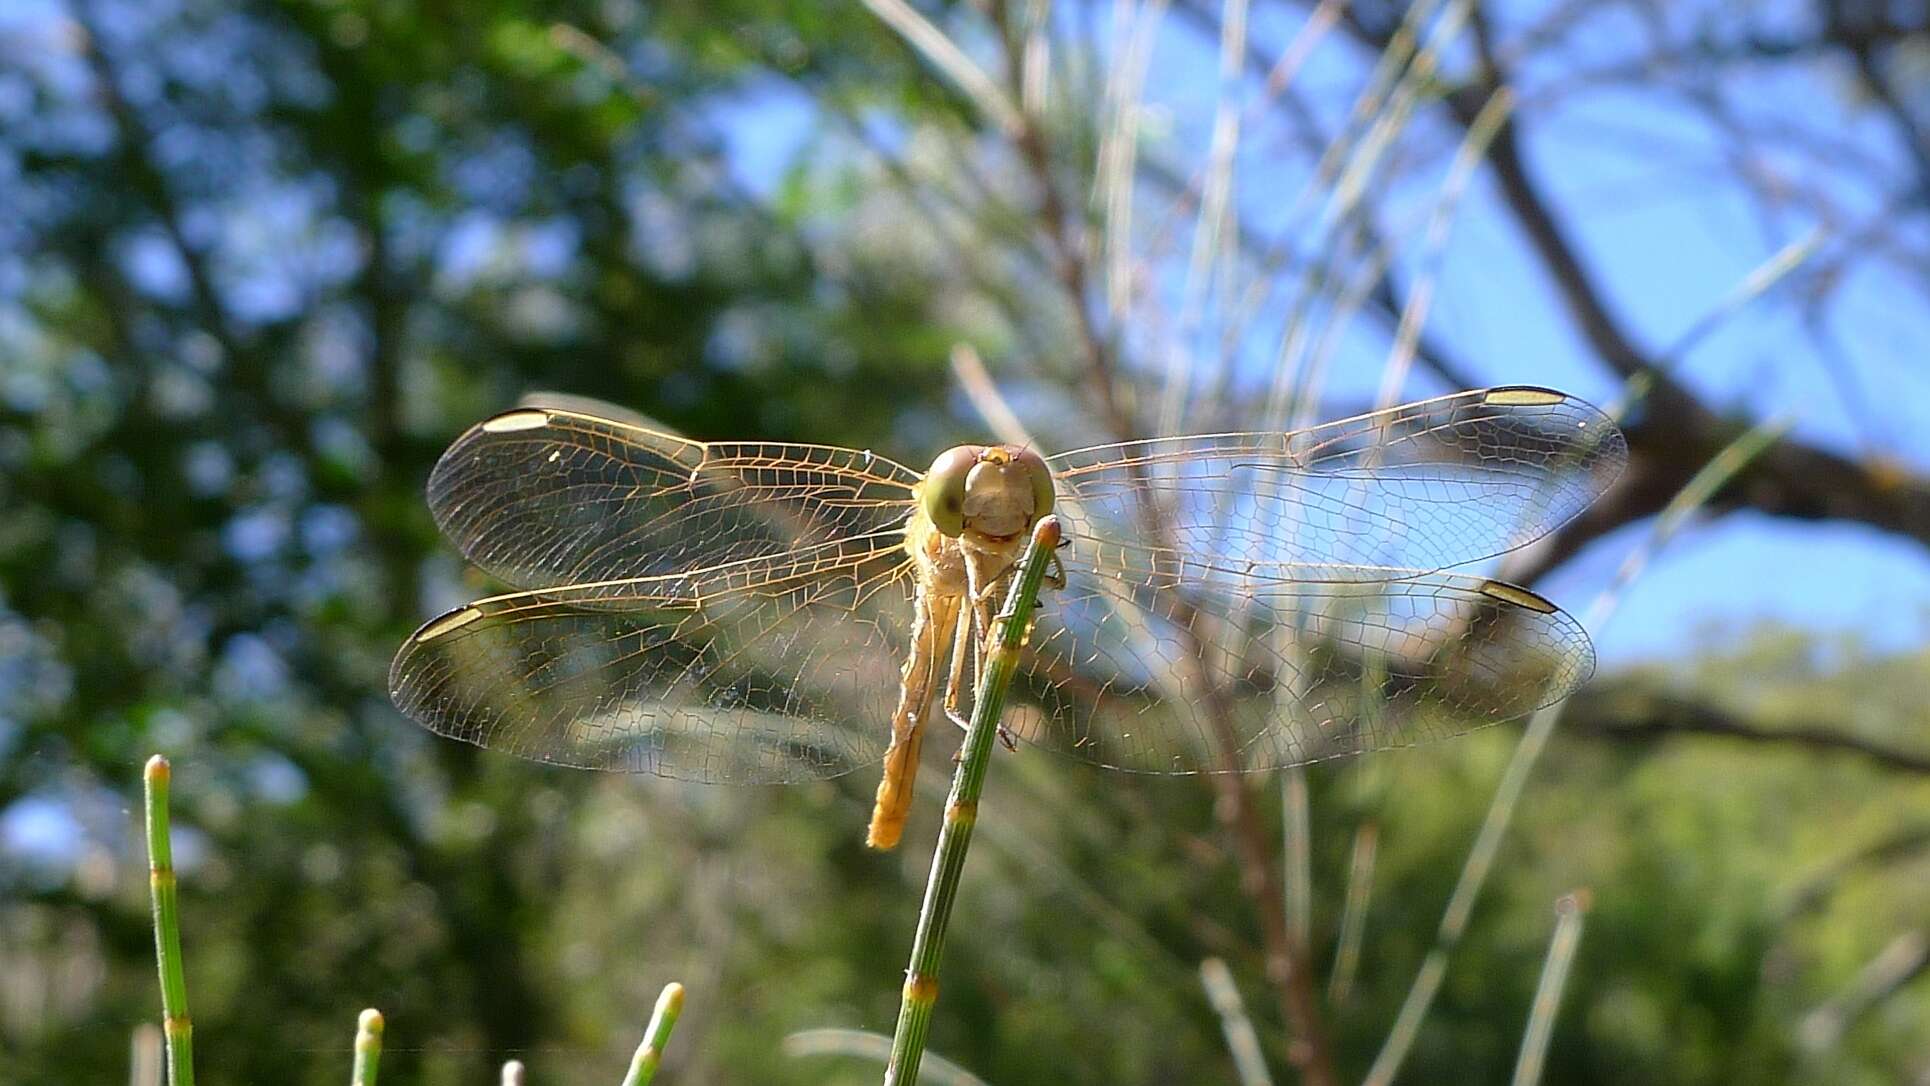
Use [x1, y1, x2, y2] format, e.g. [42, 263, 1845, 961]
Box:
[351, 1009, 383, 1086]
[884, 515, 1063, 1086]
[620, 982, 686, 1086]
[143, 755, 193, 1086]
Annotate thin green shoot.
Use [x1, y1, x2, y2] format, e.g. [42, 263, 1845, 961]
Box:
[351, 1009, 384, 1086]
[144, 755, 194, 1086]
[619, 982, 686, 1086]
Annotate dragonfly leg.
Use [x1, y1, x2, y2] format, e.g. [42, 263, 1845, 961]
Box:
[942, 599, 972, 719]
[954, 557, 1019, 752]
[943, 601, 986, 757]
[946, 707, 1018, 753]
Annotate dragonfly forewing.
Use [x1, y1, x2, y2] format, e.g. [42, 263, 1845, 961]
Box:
[1045, 386, 1626, 581]
[427, 406, 921, 590]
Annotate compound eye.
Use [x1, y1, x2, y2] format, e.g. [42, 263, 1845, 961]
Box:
[921, 446, 982, 536]
[1011, 447, 1054, 518]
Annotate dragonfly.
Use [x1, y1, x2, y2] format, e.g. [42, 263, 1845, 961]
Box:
[390, 386, 1626, 849]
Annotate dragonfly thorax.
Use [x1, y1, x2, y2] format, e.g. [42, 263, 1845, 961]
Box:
[919, 444, 1054, 543]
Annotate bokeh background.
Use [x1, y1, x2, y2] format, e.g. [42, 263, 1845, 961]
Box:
[3, 0, 1928, 1083]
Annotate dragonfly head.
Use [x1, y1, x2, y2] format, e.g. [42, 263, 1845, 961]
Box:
[922, 444, 1055, 542]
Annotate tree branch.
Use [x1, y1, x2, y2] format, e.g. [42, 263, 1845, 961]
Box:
[1828, 3, 1930, 198]
[1314, 0, 1930, 582]
[1566, 683, 1930, 777]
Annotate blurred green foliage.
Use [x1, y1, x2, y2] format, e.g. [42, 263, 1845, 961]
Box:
[0, 2, 1926, 1084]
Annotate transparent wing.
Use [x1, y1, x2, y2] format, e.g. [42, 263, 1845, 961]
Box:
[389, 536, 915, 783]
[427, 406, 922, 589]
[1008, 551, 1594, 773]
[1046, 386, 1626, 581]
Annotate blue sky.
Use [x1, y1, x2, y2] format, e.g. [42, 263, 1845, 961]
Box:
[704, 5, 1930, 666]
